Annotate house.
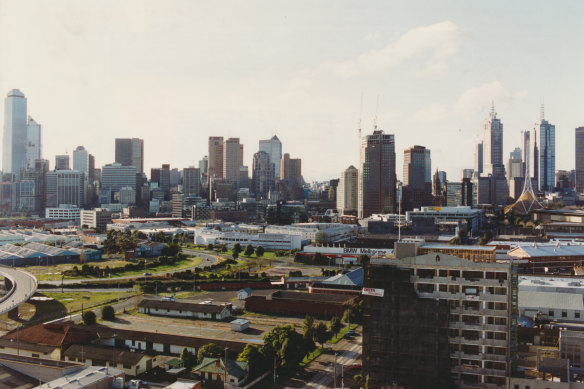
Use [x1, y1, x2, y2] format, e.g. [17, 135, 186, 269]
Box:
[164, 379, 202, 389]
[192, 357, 248, 387]
[237, 288, 253, 300]
[138, 298, 231, 320]
[135, 240, 167, 257]
[63, 344, 155, 377]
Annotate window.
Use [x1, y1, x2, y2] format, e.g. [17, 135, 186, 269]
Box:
[123, 364, 131, 369]
[562, 311, 567, 318]
[549, 310, 554, 317]
[32, 353, 39, 358]
[576, 312, 581, 319]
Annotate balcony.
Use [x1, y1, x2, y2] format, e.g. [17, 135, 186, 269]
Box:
[479, 293, 507, 302]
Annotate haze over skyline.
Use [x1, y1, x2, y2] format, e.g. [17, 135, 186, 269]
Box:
[1, 1, 583, 181]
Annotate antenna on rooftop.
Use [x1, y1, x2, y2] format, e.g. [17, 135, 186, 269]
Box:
[540, 103, 545, 121]
[373, 95, 379, 129]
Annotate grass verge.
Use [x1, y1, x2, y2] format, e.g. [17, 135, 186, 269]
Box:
[300, 348, 323, 367]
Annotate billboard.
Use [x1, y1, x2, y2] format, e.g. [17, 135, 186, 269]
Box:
[362, 288, 384, 297]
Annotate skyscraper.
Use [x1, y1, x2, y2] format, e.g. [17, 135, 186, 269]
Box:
[26, 116, 41, 169]
[115, 138, 144, 174]
[2, 89, 28, 175]
[183, 167, 201, 196]
[507, 147, 523, 181]
[474, 142, 483, 177]
[337, 165, 358, 215]
[482, 106, 505, 177]
[280, 153, 302, 199]
[73, 146, 89, 174]
[259, 135, 282, 179]
[252, 151, 275, 199]
[45, 170, 86, 208]
[55, 155, 70, 170]
[576, 127, 584, 193]
[223, 138, 243, 184]
[101, 163, 137, 196]
[208, 137, 224, 179]
[537, 115, 556, 191]
[358, 129, 396, 218]
[402, 145, 432, 211]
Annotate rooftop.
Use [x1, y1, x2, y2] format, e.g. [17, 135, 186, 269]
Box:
[519, 290, 584, 311]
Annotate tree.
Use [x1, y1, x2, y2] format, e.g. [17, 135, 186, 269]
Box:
[303, 315, 315, 337]
[261, 325, 305, 374]
[244, 244, 255, 256]
[329, 316, 342, 335]
[232, 251, 239, 260]
[197, 343, 223, 363]
[233, 243, 242, 253]
[255, 246, 265, 257]
[180, 347, 196, 369]
[206, 243, 214, 250]
[237, 344, 266, 379]
[101, 305, 115, 321]
[83, 311, 97, 325]
[358, 254, 370, 266]
[314, 322, 329, 348]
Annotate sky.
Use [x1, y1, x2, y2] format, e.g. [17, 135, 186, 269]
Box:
[1, 0, 583, 182]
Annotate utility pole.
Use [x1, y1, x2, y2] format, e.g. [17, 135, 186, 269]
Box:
[273, 355, 277, 384]
[224, 347, 228, 389]
[334, 352, 337, 388]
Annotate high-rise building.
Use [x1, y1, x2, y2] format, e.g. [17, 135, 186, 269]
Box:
[55, 155, 70, 170]
[358, 129, 396, 218]
[362, 247, 517, 388]
[482, 107, 505, 177]
[198, 156, 208, 176]
[26, 116, 41, 169]
[252, 151, 275, 199]
[507, 147, 523, 182]
[45, 170, 86, 208]
[259, 135, 282, 179]
[115, 138, 144, 174]
[474, 142, 483, 177]
[537, 116, 556, 192]
[223, 138, 243, 184]
[2, 89, 28, 175]
[72, 146, 89, 174]
[88, 154, 95, 182]
[337, 165, 358, 215]
[208, 137, 224, 179]
[403, 145, 432, 211]
[576, 127, 584, 193]
[183, 167, 201, 196]
[280, 153, 302, 200]
[101, 163, 137, 203]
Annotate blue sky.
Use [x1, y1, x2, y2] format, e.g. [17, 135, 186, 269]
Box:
[1, 1, 582, 181]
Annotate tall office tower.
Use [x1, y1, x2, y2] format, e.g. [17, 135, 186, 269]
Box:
[238, 166, 250, 189]
[208, 137, 224, 179]
[183, 167, 201, 196]
[2, 89, 27, 175]
[114, 138, 144, 174]
[88, 154, 95, 181]
[507, 147, 523, 181]
[280, 153, 303, 199]
[223, 138, 244, 184]
[55, 155, 70, 170]
[252, 151, 275, 198]
[474, 142, 483, 177]
[160, 164, 170, 193]
[169, 168, 179, 188]
[576, 127, 584, 193]
[14, 168, 44, 213]
[362, 248, 516, 388]
[336, 165, 358, 215]
[259, 135, 282, 179]
[45, 170, 86, 208]
[433, 170, 446, 197]
[482, 106, 505, 177]
[403, 145, 432, 211]
[461, 177, 474, 206]
[358, 129, 396, 218]
[72, 146, 89, 174]
[101, 163, 137, 204]
[198, 156, 208, 176]
[26, 116, 41, 169]
[537, 113, 556, 191]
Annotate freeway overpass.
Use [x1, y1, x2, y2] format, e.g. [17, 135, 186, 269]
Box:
[0, 266, 38, 316]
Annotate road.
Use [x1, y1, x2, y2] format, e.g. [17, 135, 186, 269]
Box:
[278, 330, 362, 388]
[0, 266, 38, 316]
[40, 250, 220, 285]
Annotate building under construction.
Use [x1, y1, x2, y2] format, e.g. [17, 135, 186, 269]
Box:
[362, 243, 518, 389]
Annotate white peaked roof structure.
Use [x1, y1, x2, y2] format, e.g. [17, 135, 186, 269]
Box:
[505, 140, 544, 215]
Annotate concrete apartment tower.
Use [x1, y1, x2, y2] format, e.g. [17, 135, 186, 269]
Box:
[2, 89, 28, 176]
[259, 135, 282, 179]
[358, 129, 396, 218]
[576, 127, 584, 193]
[115, 138, 144, 174]
[337, 165, 358, 215]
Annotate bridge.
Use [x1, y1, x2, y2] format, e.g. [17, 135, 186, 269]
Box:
[0, 266, 38, 316]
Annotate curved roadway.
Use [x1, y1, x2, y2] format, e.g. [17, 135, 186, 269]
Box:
[0, 266, 38, 316]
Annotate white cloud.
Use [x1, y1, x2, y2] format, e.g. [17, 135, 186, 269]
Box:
[315, 21, 462, 77]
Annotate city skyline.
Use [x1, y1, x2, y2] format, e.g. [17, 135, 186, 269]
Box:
[1, 1, 583, 181]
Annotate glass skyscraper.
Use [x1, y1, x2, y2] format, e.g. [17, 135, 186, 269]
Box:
[538, 119, 555, 191]
[2, 89, 28, 175]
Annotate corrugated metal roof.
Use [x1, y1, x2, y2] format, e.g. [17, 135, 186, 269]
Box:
[519, 290, 584, 311]
[510, 245, 584, 258]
